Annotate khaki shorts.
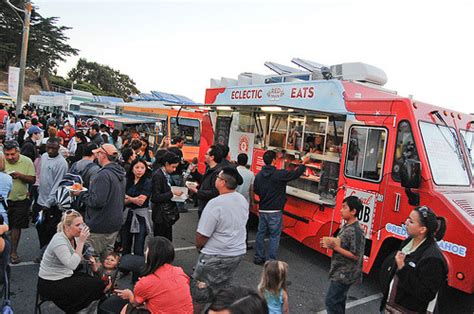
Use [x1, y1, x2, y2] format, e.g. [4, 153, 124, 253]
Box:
[191, 253, 244, 304]
[86, 231, 119, 258]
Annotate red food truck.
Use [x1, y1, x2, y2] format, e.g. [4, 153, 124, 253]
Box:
[190, 61, 474, 294]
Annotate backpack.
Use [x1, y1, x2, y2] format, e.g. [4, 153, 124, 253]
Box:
[55, 173, 83, 211]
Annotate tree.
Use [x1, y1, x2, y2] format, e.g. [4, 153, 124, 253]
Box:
[68, 58, 140, 99]
[0, 0, 79, 89]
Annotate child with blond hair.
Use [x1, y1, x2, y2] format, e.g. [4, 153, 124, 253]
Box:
[258, 260, 289, 314]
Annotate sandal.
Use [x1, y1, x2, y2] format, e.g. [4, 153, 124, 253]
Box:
[10, 255, 21, 265]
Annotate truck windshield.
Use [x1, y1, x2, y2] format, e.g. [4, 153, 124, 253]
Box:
[460, 130, 474, 175]
[419, 121, 470, 186]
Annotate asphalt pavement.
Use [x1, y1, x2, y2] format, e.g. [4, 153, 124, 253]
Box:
[7, 207, 474, 313]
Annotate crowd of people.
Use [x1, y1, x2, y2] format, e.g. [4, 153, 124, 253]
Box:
[0, 103, 449, 314]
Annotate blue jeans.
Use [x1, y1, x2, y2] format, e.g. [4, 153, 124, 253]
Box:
[254, 211, 282, 262]
[120, 213, 147, 256]
[325, 280, 351, 314]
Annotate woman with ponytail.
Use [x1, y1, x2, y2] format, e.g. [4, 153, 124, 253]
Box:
[380, 206, 448, 313]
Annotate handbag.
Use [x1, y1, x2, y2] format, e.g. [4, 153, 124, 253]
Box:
[384, 275, 429, 314]
[385, 303, 418, 314]
[161, 201, 180, 225]
[124, 303, 150, 314]
[152, 201, 179, 226]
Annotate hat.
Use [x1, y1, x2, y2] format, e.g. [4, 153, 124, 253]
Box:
[92, 144, 118, 156]
[28, 125, 42, 135]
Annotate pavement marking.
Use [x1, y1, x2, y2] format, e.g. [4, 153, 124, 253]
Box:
[316, 293, 383, 314]
[175, 245, 197, 252]
[10, 261, 37, 267]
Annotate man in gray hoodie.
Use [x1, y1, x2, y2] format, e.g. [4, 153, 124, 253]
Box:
[74, 144, 125, 257]
[37, 137, 69, 248]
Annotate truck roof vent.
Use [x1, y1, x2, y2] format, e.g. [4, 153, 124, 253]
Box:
[330, 62, 388, 86]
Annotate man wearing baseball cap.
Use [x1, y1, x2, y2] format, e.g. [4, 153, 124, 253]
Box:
[20, 125, 42, 162]
[73, 144, 126, 257]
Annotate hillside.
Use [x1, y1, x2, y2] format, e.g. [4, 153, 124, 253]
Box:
[0, 70, 43, 102]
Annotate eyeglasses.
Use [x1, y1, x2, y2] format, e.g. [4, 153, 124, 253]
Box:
[216, 175, 227, 182]
[99, 145, 109, 155]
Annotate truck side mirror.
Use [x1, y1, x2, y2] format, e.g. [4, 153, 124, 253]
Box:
[400, 159, 421, 189]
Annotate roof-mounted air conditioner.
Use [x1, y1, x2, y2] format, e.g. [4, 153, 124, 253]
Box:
[330, 62, 387, 86]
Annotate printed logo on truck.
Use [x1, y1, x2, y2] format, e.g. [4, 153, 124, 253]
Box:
[345, 188, 376, 238]
[385, 223, 467, 257]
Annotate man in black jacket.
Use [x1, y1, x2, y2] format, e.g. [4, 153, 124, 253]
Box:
[188, 145, 223, 218]
[20, 125, 42, 162]
[253, 150, 309, 265]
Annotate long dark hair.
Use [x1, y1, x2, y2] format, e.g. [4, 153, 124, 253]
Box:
[126, 158, 151, 189]
[152, 149, 169, 170]
[75, 131, 87, 144]
[111, 129, 120, 144]
[141, 236, 175, 276]
[414, 206, 446, 241]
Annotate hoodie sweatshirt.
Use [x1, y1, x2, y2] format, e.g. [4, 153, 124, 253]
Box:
[254, 164, 305, 211]
[80, 162, 126, 233]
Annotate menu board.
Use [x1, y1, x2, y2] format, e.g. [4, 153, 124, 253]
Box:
[214, 116, 232, 145]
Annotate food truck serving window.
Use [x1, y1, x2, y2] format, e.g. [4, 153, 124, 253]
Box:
[419, 121, 470, 186]
[170, 117, 200, 146]
[460, 130, 474, 175]
[392, 121, 419, 182]
[344, 126, 387, 182]
[269, 114, 288, 148]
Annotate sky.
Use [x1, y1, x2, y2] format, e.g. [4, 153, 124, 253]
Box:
[32, 0, 474, 113]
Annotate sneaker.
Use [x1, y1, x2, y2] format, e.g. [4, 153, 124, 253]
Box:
[253, 259, 265, 266]
[10, 255, 21, 265]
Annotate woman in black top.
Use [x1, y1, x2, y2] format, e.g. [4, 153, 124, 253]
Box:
[150, 152, 182, 241]
[136, 137, 154, 163]
[120, 147, 136, 174]
[121, 159, 152, 256]
[380, 206, 447, 313]
[69, 131, 87, 164]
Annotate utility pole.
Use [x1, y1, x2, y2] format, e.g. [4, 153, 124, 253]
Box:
[5, 0, 33, 116]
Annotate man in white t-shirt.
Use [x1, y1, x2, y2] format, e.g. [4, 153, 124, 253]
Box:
[192, 166, 248, 310]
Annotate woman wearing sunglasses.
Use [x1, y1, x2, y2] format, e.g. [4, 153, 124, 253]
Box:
[379, 206, 447, 313]
[37, 210, 108, 313]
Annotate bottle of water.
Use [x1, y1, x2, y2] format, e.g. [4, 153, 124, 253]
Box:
[183, 157, 198, 181]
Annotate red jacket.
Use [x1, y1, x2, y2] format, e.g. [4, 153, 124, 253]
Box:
[57, 128, 76, 146]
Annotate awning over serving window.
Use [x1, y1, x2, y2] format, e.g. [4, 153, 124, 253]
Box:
[204, 80, 350, 115]
[171, 117, 200, 128]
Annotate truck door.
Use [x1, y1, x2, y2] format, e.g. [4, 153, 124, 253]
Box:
[343, 124, 389, 242]
[380, 120, 421, 234]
